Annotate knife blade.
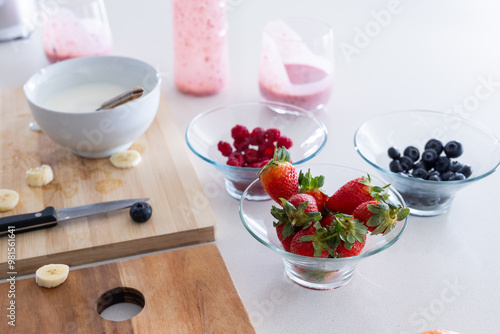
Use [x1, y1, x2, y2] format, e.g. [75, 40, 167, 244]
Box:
[0, 198, 148, 237]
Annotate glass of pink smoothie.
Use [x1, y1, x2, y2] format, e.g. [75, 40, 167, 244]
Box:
[42, 0, 113, 63]
[172, 0, 230, 96]
[258, 18, 334, 112]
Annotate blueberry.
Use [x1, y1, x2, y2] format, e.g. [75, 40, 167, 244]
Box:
[444, 141, 463, 158]
[424, 139, 444, 155]
[400, 156, 414, 171]
[428, 174, 441, 181]
[449, 161, 463, 172]
[428, 170, 441, 178]
[130, 202, 153, 223]
[458, 164, 472, 178]
[389, 159, 404, 173]
[388, 147, 400, 159]
[434, 156, 451, 173]
[441, 171, 454, 181]
[449, 172, 466, 181]
[412, 168, 429, 179]
[422, 149, 438, 167]
[403, 146, 420, 162]
[414, 161, 427, 171]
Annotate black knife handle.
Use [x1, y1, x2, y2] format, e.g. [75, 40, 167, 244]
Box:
[0, 207, 58, 237]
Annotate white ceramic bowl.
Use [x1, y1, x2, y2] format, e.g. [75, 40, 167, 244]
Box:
[24, 56, 161, 158]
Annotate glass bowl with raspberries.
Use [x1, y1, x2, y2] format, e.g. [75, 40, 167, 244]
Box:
[239, 158, 409, 290]
[354, 110, 500, 216]
[186, 102, 327, 200]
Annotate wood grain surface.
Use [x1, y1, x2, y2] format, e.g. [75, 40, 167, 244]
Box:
[0, 244, 255, 333]
[0, 88, 216, 279]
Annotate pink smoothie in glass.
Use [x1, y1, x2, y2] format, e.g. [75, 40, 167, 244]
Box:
[43, 8, 112, 63]
[259, 63, 333, 111]
[172, 0, 230, 96]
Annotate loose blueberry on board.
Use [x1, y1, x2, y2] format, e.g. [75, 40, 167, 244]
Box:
[444, 140, 463, 158]
[130, 202, 153, 223]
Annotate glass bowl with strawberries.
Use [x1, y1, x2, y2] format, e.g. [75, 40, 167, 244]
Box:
[186, 102, 327, 200]
[239, 156, 409, 290]
[354, 110, 500, 216]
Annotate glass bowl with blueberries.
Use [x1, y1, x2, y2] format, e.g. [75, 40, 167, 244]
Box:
[354, 110, 500, 216]
[186, 101, 328, 200]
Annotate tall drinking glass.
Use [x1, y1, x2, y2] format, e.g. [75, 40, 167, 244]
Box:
[258, 18, 334, 112]
[42, 0, 113, 63]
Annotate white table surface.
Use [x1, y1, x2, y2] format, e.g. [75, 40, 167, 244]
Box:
[1, 1, 500, 333]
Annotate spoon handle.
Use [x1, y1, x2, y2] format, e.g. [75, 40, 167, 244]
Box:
[97, 87, 144, 111]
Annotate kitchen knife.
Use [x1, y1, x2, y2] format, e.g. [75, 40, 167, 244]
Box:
[0, 198, 148, 237]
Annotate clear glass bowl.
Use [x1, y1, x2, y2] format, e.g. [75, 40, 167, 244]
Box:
[186, 102, 328, 200]
[239, 163, 409, 290]
[354, 110, 500, 216]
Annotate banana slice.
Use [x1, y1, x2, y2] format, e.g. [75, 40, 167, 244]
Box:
[35, 264, 70, 288]
[0, 189, 19, 212]
[26, 164, 54, 187]
[109, 150, 142, 168]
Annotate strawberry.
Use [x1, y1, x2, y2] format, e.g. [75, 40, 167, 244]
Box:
[325, 175, 389, 215]
[320, 213, 368, 258]
[275, 223, 293, 252]
[290, 224, 329, 258]
[319, 213, 335, 228]
[287, 193, 318, 213]
[353, 200, 410, 235]
[271, 200, 321, 252]
[259, 147, 298, 204]
[336, 235, 366, 257]
[298, 169, 329, 213]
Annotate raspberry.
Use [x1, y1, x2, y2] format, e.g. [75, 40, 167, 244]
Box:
[276, 136, 293, 149]
[249, 127, 266, 145]
[217, 141, 233, 157]
[231, 125, 250, 140]
[265, 128, 281, 142]
[243, 148, 259, 163]
[258, 142, 276, 160]
[233, 137, 250, 152]
[227, 152, 244, 167]
[227, 157, 243, 167]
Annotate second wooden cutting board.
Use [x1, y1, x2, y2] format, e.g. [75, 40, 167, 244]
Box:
[0, 244, 255, 333]
[0, 87, 216, 278]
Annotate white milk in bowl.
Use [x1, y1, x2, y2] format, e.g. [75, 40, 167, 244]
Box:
[43, 83, 127, 113]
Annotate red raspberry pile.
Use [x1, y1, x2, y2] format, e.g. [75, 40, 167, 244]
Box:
[217, 125, 293, 168]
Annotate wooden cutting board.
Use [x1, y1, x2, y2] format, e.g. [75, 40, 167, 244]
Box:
[0, 244, 255, 333]
[0, 87, 216, 279]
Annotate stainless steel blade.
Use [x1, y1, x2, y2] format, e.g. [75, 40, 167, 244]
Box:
[56, 198, 149, 221]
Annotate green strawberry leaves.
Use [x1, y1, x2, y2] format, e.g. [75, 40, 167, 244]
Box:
[298, 169, 325, 191]
[359, 174, 390, 202]
[366, 202, 410, 235]
[259, 147, 291, 176]
[297, 215, 368, 257]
